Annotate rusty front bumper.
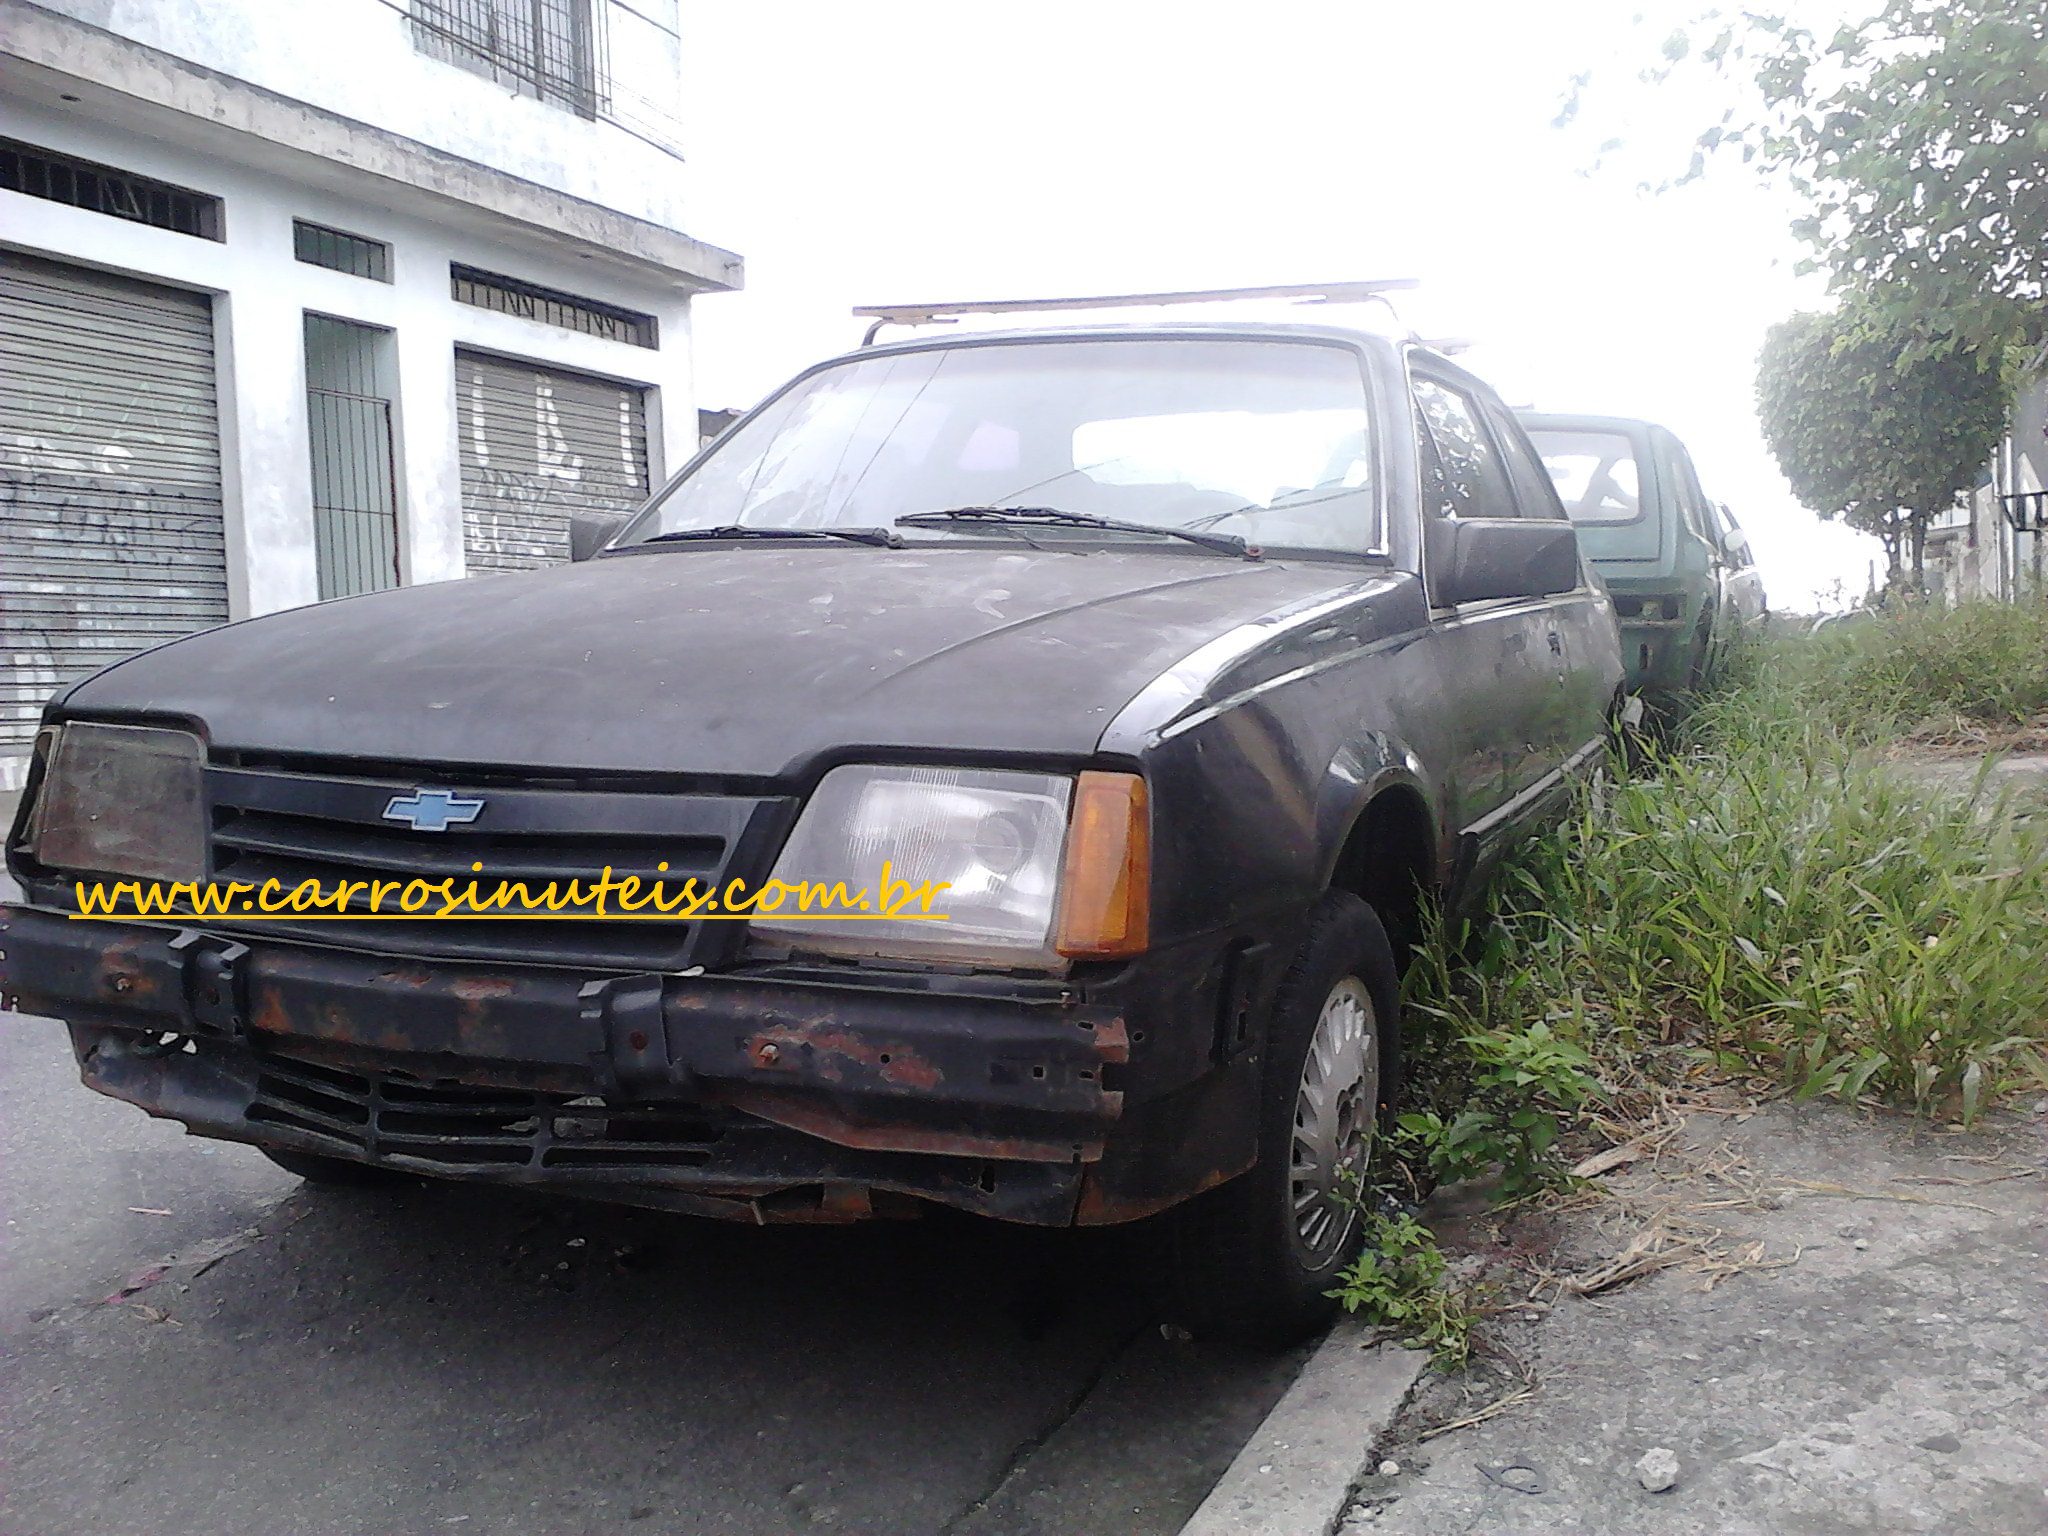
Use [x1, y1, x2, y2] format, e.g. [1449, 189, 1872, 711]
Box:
[0, 905, 1175, 1225]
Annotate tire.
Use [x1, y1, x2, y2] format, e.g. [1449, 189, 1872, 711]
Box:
[1164, 891, 1400, 1346]
[262, 1147, 411, 1188]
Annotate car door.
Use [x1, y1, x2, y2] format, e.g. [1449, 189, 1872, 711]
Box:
[1714, 502, 1768, 625]
[1410, 368, 1562, 845]
[1479, 395, 1616, 780]
[1662, 438, 1723, 649]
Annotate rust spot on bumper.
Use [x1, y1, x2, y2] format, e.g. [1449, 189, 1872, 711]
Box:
[1090, 1016, 1132, 1065]
[742, 1024, 944, 1090]
[1072, 1160, 1241, 1224]
[98, 935, 163, 1008]
[720, 1083, 1111, 1164]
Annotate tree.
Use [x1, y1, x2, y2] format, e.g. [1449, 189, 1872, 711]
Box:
[1674, 1, 2048, 348]
[1755, 307, 2010, 588]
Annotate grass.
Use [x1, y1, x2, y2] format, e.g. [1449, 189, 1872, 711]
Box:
[1463, 601, 2048, 1126]
[1767, 599, 2048, 742]
[1477, 726, 2048, 1120]
[1336, 599, 2048, 1356]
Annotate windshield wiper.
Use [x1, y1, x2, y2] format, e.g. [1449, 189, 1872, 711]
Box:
[639, 525, 903, 548]
[895, 506, 1259, 560]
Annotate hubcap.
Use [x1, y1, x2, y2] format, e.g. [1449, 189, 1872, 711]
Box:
[1290, 975, 1377, 1262]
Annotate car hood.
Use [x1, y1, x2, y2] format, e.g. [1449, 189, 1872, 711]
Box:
[63, 546, 1387, 777]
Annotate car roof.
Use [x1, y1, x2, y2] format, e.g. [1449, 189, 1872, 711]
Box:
[1515, 409, 1676, 440]
[843, 318, 1431, 367]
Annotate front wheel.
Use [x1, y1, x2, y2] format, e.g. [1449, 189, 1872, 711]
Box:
[1164, 892, 1399, 1345]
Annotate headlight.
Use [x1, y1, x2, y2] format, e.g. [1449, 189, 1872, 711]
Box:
[751, 766, 1150, 967]
[21, 722, 207, 881]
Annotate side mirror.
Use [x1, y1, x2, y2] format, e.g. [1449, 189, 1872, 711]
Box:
[1435, 518, 1581, 606]
[1721, 526, 1748, 556]
[568, 511, 627, 563]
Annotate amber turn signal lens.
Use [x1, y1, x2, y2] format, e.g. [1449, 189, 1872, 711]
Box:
[1055, 771, 1151, 958]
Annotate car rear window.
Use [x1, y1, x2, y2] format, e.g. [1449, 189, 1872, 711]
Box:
[1527, 429, 1644, 526]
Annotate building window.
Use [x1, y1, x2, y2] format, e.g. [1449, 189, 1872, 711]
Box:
[0, 137, 223, 240]
[411, 0, 604, 118]
[304, 315, 403, 600]
[449, 264, 658, 348]
[294, 220, 392, 282]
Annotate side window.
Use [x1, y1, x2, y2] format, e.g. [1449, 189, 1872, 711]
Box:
[1667, 444, 1715, 539]
[1486, 405, 1570, 521]
[1414, 406, 1451, 516]
[1413, 378, 1516, 519]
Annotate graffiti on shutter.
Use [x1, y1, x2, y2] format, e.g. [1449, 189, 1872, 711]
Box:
[456, 350, 650, 576]
[1, 254, 227, 775]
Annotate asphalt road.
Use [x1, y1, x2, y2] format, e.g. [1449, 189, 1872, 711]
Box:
[0, 1006, 1302, 1535]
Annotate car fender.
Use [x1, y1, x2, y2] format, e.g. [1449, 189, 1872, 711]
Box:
[1312, 736, 1443, 898]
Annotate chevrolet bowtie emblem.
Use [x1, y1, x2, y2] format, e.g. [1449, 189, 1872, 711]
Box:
[382, 789, 486, 832]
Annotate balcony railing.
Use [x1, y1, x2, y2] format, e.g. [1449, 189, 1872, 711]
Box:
[2001, 490, 2048, 534]
[407, 0, 683, 156]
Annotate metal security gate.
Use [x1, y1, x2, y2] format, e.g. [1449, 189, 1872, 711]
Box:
[0, 254, 227, 772]
[304, 314, 400, 600]
[456, 350, 650, 576]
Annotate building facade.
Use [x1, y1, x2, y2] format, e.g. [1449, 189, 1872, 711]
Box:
[1926, 367, 2047, 606]
[0, 0, 740, 787]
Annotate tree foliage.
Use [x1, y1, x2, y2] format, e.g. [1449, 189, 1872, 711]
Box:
[1679, 0, 2047, 348]
[1754, 306, 2009, 584]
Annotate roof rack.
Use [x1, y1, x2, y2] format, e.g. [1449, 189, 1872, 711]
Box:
[853, 279, 1418, 345]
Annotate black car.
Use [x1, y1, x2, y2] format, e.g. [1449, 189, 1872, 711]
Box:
[3, 306, 1623, 1342]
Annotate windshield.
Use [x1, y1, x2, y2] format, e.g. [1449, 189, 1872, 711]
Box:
[616, 338, 1380, 555]
[1526, 429, 1644, 526]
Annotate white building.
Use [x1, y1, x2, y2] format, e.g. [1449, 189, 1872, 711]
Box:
[1927, 366, 2047, 605]
[0, 0, 741, 787]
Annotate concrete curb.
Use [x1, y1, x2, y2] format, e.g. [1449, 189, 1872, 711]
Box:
[1178, 1319, 1427, 1536]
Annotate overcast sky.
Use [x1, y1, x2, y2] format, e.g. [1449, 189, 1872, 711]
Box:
[675, 0, 1883, 611]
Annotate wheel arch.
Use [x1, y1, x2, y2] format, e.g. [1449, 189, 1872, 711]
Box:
[1320, 770, 1440, 965]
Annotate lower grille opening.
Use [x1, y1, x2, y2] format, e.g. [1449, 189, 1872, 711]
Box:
[382, 1140, 533, 1167]
[539, 1144, 714, 1169]
[254, 1075, 373, 1127]
[247, 1053, 725, 1171]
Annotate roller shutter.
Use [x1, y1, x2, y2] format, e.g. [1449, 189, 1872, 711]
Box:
[455, 350, 650, 575]
[0, 254, 227, 766]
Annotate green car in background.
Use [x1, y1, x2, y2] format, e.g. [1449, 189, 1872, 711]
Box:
[1519, 412, 1766, 707]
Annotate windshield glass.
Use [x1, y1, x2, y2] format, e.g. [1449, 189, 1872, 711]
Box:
[1525, 428, 1644, 526]
[616, 338, 1379, 554]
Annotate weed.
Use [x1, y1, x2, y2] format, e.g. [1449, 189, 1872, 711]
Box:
[1338, 603, 2048, 1366]
[1731, 599, 2048, 742]
[1393, 1019, 1599, 1200]
[1330, 1211, 1485, 1369]
[1434, 604, 2048, 1125]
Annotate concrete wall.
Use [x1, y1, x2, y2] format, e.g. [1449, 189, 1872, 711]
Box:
[30, 0, 691, 228]
[1, 93, 699, 618]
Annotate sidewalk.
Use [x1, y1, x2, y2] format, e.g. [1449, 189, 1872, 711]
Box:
[1341, 1101, 2046, 1535]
